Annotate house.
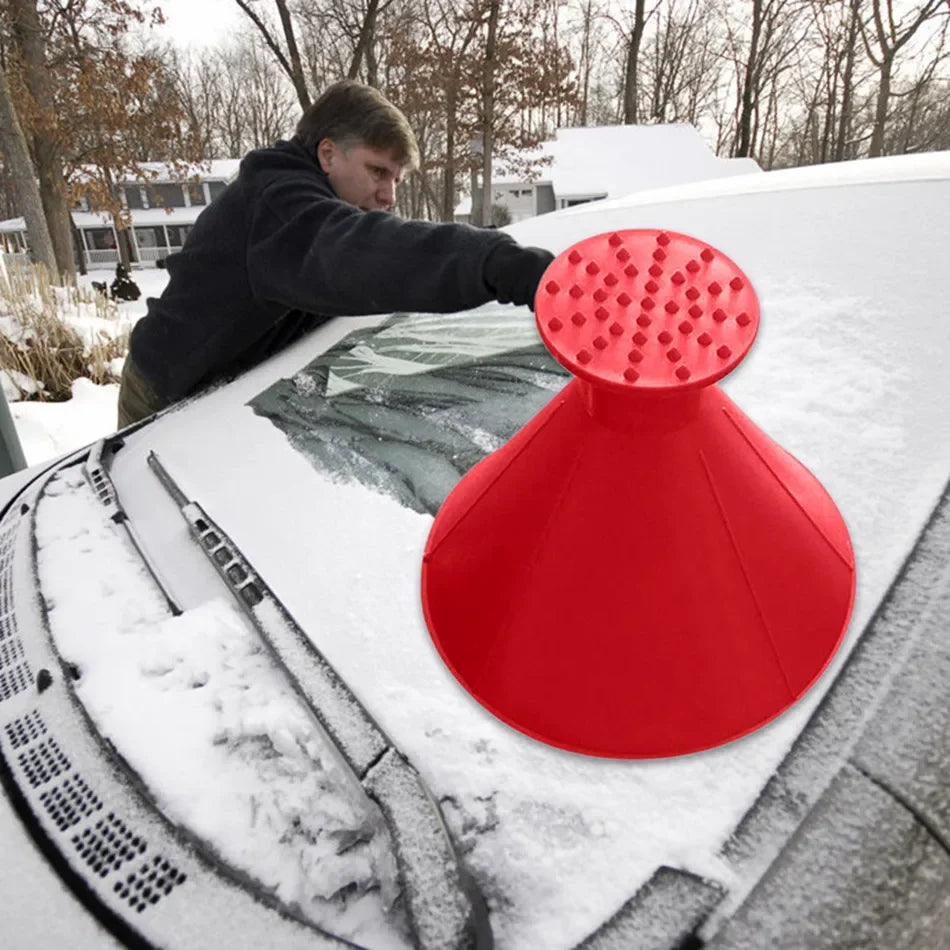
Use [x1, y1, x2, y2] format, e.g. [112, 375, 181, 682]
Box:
[0, 160, 241, 270]
[455, 124, 761, 224]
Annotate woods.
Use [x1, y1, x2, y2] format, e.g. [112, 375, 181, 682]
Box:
[1, 0, 948, 264]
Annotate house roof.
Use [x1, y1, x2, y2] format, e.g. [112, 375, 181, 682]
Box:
[76, 208, 207, 228]
[1, 206, 208, 233]
[457, 123, 762, 214]
[69, 159, 242, 186]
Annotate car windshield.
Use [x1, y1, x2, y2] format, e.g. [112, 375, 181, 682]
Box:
[250, 309, 567, 515]
[28, 163, 950, 949]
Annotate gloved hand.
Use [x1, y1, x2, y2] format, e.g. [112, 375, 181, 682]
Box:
[483, 241, 555, 310]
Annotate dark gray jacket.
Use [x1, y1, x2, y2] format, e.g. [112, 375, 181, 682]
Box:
[129, 136, 517, 404]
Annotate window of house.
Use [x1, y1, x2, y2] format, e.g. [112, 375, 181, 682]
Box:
[563, 195, 605, 208]
[146, 183, 187, 208]
[185, 181, 206, 206]
[208, 181, 227, 201]
[85, 228, 117, 250]
[124, 187, 147, 210]
[134, 227, 167, 249]
[166, 225, 192, 248]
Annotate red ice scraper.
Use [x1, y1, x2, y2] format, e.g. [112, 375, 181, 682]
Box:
[421, 229, 856, 758]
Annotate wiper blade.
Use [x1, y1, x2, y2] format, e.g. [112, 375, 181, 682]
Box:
[84, 440, 182, 616]
[147, 450, 491, 950]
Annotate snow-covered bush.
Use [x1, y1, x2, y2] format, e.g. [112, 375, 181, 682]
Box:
[0, 257, 129, 402]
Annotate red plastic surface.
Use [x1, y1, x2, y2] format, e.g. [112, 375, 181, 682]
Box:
[421, 229, 856, 758]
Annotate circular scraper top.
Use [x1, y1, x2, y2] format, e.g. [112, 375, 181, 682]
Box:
[535, 230, 760, 393]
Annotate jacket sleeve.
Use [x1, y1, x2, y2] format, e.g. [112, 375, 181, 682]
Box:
[246, 173, 515, 317]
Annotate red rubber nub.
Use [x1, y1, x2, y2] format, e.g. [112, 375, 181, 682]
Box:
[536, 230, 760, 392]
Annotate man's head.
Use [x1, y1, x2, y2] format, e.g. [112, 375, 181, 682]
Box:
[296, 80, 419, 212]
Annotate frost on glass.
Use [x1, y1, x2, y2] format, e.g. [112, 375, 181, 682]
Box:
[250, 309, 569, 514]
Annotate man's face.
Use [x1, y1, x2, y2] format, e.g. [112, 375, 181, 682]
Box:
[317, 139, 406, 212]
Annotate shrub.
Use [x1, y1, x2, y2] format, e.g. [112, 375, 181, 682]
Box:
[0, 257, 129, 401]
[490, 202, 512, 228]
[111, 262, 141, 301]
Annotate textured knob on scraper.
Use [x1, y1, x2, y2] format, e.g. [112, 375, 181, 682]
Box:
[421, 229, 856, 758]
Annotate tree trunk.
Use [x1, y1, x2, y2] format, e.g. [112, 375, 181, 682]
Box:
[442, 88, 458, 222]
[235, 0, 311, 111]
[275, 0, 311, 109]
[470, 164, 483, 226]
[869, 55, 892, 157]
[10, 0, 75, 280]
[348, 0, 381, 82]
[736, 0, 763, 157]
[0, 64, 58, 278]
[834, 0, 861, 161]
[118, 227, 134, 270]
[480, 0, 500, 228]
[70, 218, 87, 276]
[622, 0, 647, 123]
[578, 0, 594, 125]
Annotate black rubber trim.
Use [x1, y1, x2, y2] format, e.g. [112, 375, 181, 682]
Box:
[0, 734, 154, 949]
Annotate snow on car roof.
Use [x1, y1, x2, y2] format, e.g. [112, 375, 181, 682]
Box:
[33, 157, 950, 947]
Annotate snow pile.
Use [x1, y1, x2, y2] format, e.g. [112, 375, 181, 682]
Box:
[11, 377, 121, 465]
[34, 465, 412, 950]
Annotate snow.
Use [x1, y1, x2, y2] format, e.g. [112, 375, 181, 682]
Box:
[3, 267, 168, 467]
[6, 152, 950, 947]
[456, 124, 761, 214]
[1, 368, 43, 400]
[544, 124, 760, 200]
[11, 377, 121, 464]
[35, 464, 410, 949]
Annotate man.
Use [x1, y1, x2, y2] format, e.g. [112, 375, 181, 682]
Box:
[118, 80, 554, 427]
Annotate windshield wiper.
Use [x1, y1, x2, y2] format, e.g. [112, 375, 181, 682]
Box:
[147, 450, 492, 950]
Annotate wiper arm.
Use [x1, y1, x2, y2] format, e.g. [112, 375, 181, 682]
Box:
[146, 450, 492, 950]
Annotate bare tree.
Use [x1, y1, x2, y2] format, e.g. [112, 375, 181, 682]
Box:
[233, 0, 311, 108]
[862, 0, 947, 156]
[720, 0, 811, 160]
[601, 0, 654, 123]
[641, 0, 725, 126]
[347, 0, 402, 82]
[412, 0, 485, 221]
[572, 0, 602, 125]
[835, 0, 864, 160]
[167, 33, 298, 159]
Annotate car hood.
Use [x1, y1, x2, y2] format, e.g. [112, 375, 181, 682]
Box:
[37, 155, 950, 948]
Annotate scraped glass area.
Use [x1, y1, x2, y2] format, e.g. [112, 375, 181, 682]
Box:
[250, 310, 569, 515]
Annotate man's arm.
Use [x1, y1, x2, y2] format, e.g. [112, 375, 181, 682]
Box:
[246, 176, 551, 316]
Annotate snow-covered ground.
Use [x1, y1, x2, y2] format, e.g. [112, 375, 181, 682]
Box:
[3, 267, 169, 467]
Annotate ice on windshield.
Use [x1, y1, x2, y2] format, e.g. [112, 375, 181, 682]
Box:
[251, 309, 568, 515]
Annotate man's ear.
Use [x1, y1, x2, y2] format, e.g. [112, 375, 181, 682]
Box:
[316, 138, 335, 173]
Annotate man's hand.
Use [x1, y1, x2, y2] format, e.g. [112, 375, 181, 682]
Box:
[484, 242, 555, 310]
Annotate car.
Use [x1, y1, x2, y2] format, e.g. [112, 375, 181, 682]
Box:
[1, 151, 949, 950]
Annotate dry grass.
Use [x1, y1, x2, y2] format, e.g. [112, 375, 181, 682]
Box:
[0, 257, 128, 401]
